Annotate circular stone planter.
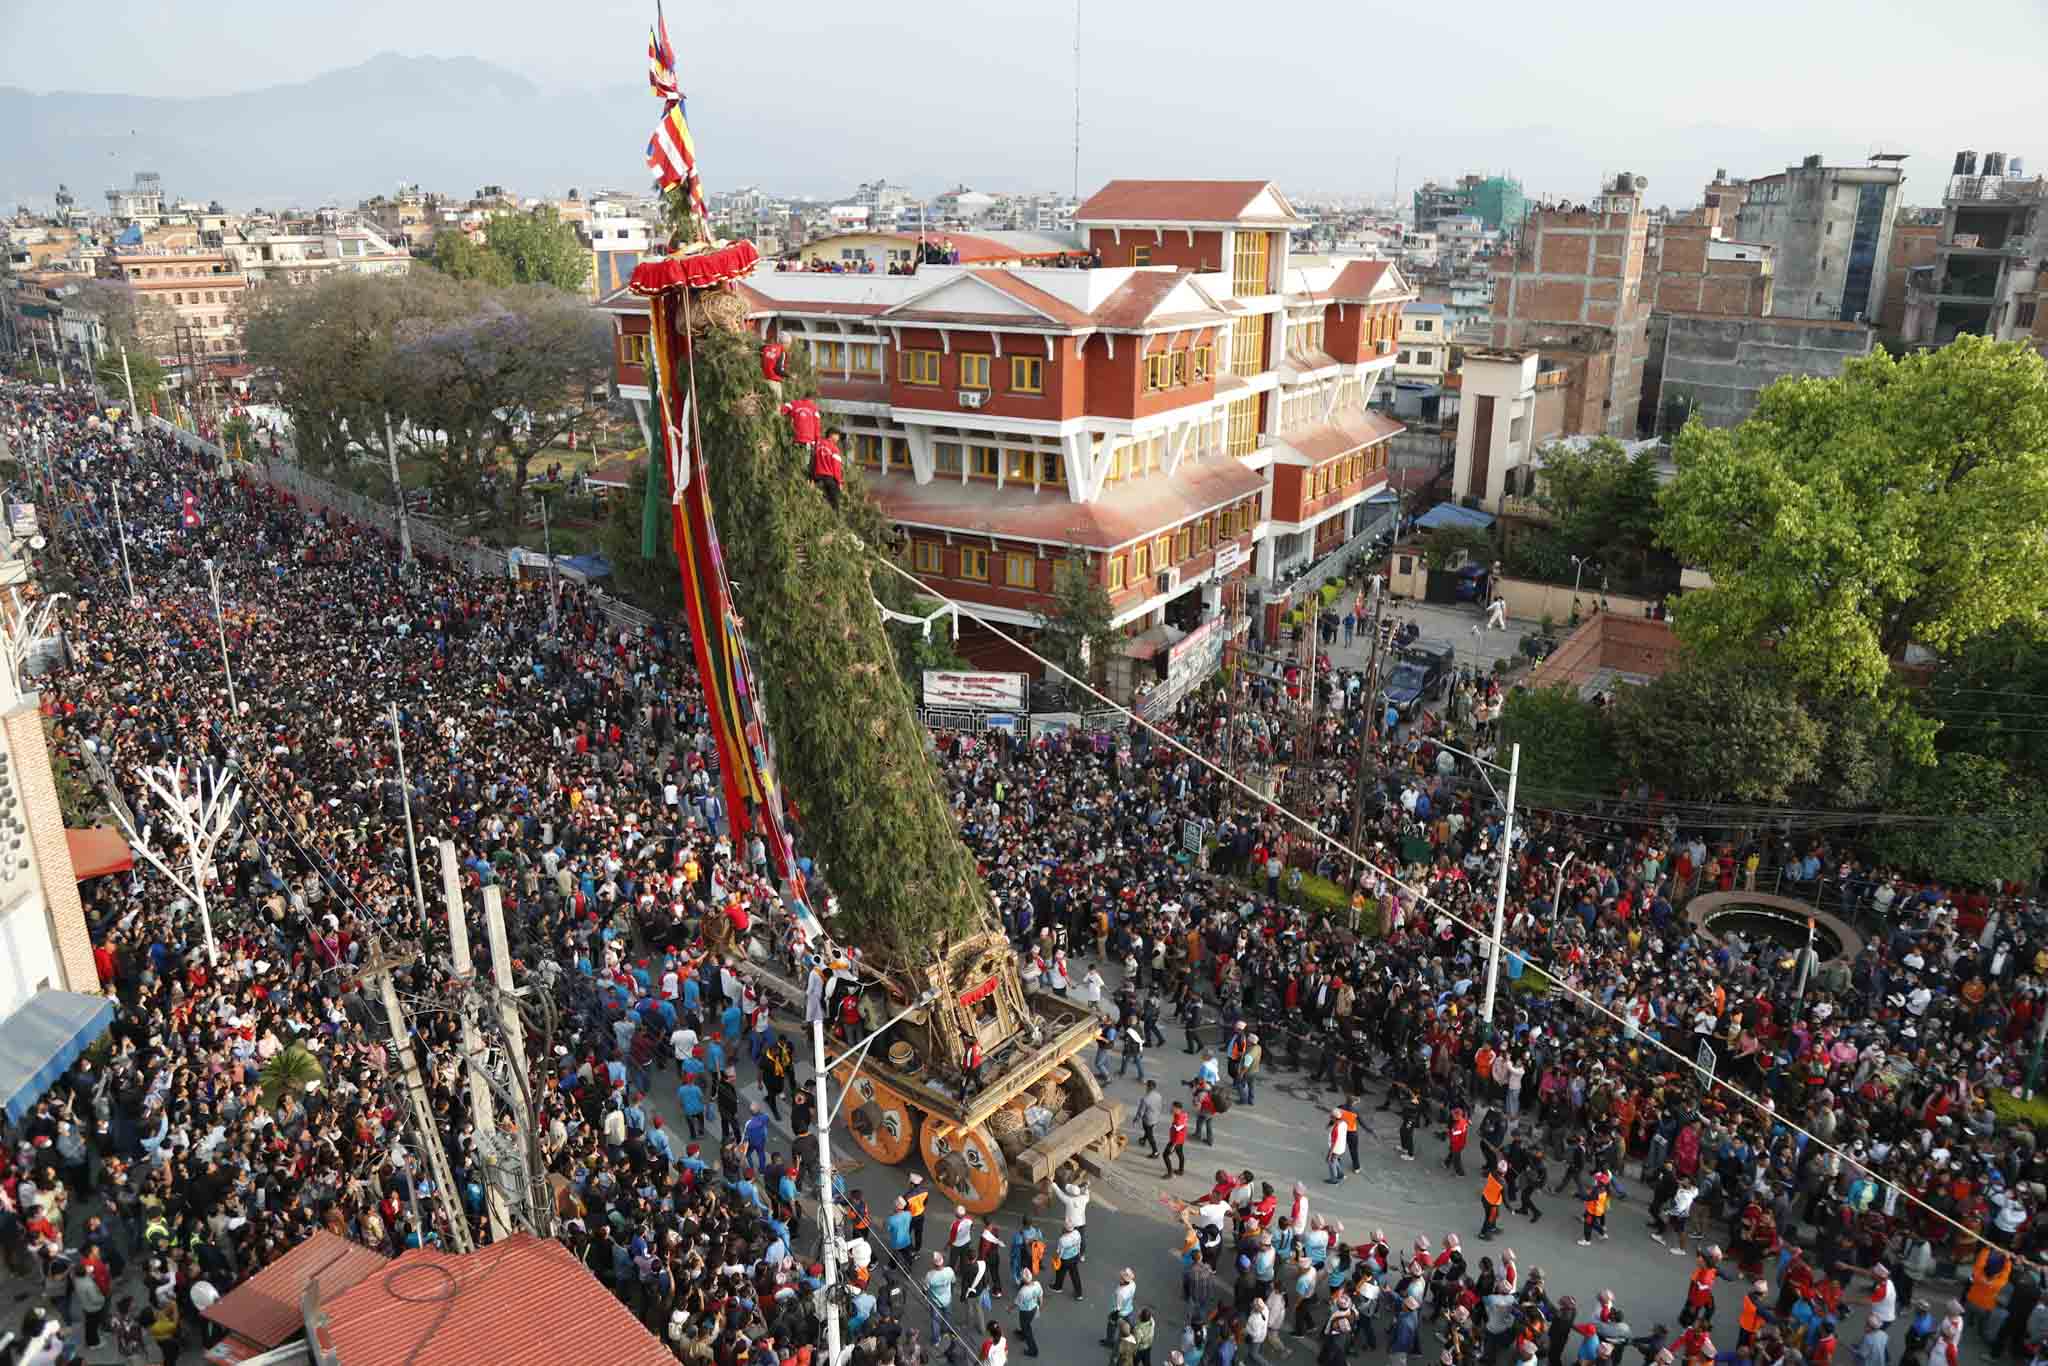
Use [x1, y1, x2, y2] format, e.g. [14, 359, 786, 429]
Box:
[1687, 890, 1864, 963]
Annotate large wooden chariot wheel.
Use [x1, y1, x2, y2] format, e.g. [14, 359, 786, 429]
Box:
[920, 1116, 1010, 1214]
[833, 1067, 916, 1166]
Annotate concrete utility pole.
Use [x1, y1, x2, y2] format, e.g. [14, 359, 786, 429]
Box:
[366, 940, 475, 1254]
[482, 884, 550, 1237]
[389, 704, 427, 922]
[1349, 580, 1390, 891]
[111, 483, 136, 603]
[384, 416, 414, 564]
[203, 558, 237, 720]
[440, 840, 514, 1242]
[1479, 742, 1522, 1024]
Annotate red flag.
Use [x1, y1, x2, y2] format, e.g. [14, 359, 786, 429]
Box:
[181, 490, 200, 529]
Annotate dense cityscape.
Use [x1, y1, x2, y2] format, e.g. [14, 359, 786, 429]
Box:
[1, 9, 2048, 1366]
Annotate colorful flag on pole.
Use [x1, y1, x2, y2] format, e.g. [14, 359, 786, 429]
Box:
[644, 0, 706, 219]
[181, 489, 200, 529]
[647, 2, 680, 101]
[646, 103, 707, 219]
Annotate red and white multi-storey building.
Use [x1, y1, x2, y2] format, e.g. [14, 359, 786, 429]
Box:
[601, 180, 1413, 670]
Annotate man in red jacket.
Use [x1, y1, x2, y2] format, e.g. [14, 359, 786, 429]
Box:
[810, 428, 844, 509]
[1444, 1107, 1470, 1177]
[1163, 1101, 1189, 1177]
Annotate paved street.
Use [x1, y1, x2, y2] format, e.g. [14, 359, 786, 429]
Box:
[649, 977, 1711, 1366]
[1322, 596, 1535, 677]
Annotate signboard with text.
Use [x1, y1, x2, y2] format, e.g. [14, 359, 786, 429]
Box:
[922, 670, 1027, 710]
[1214, 542, 1247, 577]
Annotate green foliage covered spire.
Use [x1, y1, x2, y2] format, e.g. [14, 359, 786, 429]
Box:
[685, 324, 992, 962]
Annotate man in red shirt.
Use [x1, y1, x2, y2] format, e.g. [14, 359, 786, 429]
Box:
[1444, 1107, 1470, 1177]
[810, 428, 844, 509]
[1162, 1100, 1188, 1177]
[779, 397, 822, 447]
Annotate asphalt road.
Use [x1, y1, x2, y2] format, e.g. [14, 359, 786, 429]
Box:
[649, 990, 1715, 1366]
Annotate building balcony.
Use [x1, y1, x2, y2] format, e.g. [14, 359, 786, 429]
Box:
[1944, 176, 2048, 207]
[1934, 275, 2001, 300]
[1499, 494, 1553, 523]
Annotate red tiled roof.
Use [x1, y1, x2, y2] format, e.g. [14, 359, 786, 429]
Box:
[1284, 411, 1406, 463]
[950, 272, 1095, 327]
[202, 1231, 387, 1349]
[1089, 271, 1224, 329]
[807, 231, 1072, 264]
[1327, 260, 1393, 300]
[739, 286, 890, 317]
[1076, 180, 1298, 225]
[319, 1234, 672, 1366]
[872, 459, 1267, 550]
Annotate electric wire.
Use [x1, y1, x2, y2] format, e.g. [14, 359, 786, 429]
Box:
[869, 549, 2048, 1274]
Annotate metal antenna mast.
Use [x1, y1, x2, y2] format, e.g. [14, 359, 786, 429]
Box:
[1072, 0, 1082, 202]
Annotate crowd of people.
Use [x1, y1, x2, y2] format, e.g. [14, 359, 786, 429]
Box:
[1, 373, 2046, 1366]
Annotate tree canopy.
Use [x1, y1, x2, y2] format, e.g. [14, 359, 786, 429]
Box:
[1495, 684, 1617, 807]
[1658, 336, 2048, 706]
[432, 208, 590, 293]
[1607, 653, 1825, 804]
[245, 272, 610, 517]
[1533, 435, 1663, 580]
[1037, 554, 1118, 686]
[1870, 752, 2048, 887]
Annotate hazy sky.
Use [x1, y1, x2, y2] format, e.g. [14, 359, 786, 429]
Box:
[3, 0, 2044, 206]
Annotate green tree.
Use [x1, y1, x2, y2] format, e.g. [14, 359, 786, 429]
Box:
[433, 210, 589, 294]
[1420, 523, 1494, 570]
[1607, 654, 1825, 803]
[1037, 553, 1118, 687]
[1927, 623, 2048, 783]
[1871, 752, 2048, 886]
[96, 346, 166, 408]
[257, 1044, 324, 1109]
[431, 229, 515, 286]
[599, 452, 683, 612]
[1658, 336, 2048, 713]
[1533, 435, 1664, 578]
[1496, 684, 1618, 807]
[480, 208, 592, 293]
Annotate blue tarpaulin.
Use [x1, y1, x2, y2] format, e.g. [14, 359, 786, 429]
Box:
[1413, 502, 1496, 531]
[0, 991, 115, 1124]
[558, 553, 613, 580]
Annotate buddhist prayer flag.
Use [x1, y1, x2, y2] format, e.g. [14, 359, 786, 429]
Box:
[644, 0, 707, 219]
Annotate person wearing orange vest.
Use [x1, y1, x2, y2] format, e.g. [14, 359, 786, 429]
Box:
[1480, 1164, 1506, 1239]
[906, 1173, 931, 1250]
[1967, 1245, 2014, 1337]
[1577, 1172, 1611, 1246]
[1737, 1279, 1769, 1350]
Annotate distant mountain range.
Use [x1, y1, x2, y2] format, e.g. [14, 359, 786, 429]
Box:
[0, 53, 687, 211]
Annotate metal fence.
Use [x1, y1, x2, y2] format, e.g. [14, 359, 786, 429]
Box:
[252, 452, 510, 579]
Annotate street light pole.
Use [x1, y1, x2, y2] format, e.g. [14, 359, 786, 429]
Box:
[1480, 742, 1521, 1025]
[390, 703, 428, 922]
[807, 987, 937, 1366]
[204, 558, 237, 720]
[112, 483, 136, 603]
[1550, 852, 1577, 923]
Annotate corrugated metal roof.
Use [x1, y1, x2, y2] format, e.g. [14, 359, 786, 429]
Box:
[319, 1234, 673, 1366]
[202, 1231, 388, 1349]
